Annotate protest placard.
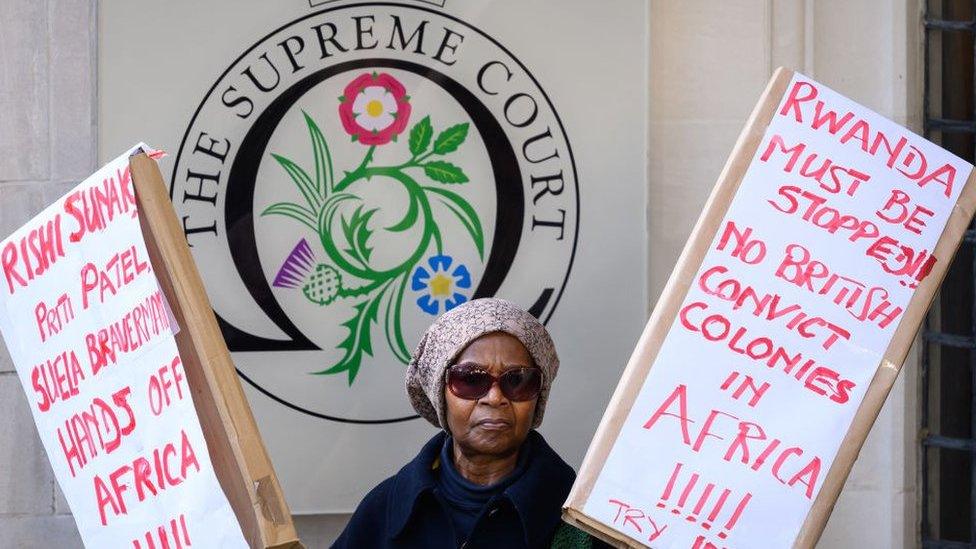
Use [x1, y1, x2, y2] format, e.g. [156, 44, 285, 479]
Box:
[129, 152, 302, 549]
[563, 68, 976, 548]
[0, 145, 300, 548]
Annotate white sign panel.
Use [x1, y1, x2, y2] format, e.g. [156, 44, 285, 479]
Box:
[581, 73, 972, 547]
[0, 145, 247, 548]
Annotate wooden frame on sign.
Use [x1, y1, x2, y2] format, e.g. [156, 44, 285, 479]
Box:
[131, 152, 304, 549]
[562, 67, 976, 548]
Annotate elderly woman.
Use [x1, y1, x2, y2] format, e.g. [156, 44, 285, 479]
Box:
[332, 298, 602, 549]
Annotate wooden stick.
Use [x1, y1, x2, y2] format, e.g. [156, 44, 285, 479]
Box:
[131, 153, 303, 549]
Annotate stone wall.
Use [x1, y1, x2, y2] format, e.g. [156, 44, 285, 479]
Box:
[0, 0, 95, 545]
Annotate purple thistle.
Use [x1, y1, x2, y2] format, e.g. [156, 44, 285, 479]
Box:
[273, 239, 316, 289]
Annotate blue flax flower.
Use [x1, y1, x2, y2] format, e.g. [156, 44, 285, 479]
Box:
[411, 254, 472, 315]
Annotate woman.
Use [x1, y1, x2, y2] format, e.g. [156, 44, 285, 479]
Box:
[332, 298, 605, 549]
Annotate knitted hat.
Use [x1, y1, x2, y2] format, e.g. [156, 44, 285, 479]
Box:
[405, 298, 560, 429]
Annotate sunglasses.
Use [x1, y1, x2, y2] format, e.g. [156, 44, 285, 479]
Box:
[445, 365, 543, 401]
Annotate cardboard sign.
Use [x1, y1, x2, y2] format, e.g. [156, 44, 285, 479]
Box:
[564, 68, 976, 548]
[0, 146, 252, 548]
[129, 153, 303, 549]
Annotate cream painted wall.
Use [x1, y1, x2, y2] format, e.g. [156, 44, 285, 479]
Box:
[648, 1, 923, 548]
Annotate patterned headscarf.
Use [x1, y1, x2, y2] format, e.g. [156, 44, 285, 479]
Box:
[406, 298, 560, 430]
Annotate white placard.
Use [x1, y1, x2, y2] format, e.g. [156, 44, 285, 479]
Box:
[582, 73, 973, 547]
[0, 145, 247, 548]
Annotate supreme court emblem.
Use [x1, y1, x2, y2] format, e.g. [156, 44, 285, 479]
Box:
[171, 2, 578, 423]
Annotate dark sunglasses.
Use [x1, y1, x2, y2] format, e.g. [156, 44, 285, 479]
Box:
[445, 365, 543, 401]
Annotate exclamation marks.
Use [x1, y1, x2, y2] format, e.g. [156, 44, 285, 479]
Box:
[178, 514, 191, 547]
[691, 535, 720, 549]
[915, 254, 937, 285]
[656, 462, 683, 510]
[716, 493, 752, 540]
[701, 488, 730, 530]
[673, 472, 700, 516]
[900, 251, 937, 288]
[656, 462, 753, 544]
[131, 514, 191, 549]
[688, 483, 715, 523]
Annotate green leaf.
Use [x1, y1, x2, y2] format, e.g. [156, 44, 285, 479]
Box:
[423, 161, 469, 184]
[271, 153, 320, 210]
[386, 193, 419, 232]
[303, 111, 334, 198]
[260, 202, 317, 231]
[318, 194, 380, 279]
[340, 205, 377, 264]
[321, 192, 357, 215]
[340, 209, 356, 251]
[409, 116, 433, 156]
[354, 208, 377, 262]
[432, 123, 469, 155]
[384, 273, 411, 364]
[312, 291, 384, 384]
[424, 186, 484, 258]
[319, 193, 357, 235]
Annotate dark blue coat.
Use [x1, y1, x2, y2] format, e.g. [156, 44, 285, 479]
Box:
[331, 430, 576, 549]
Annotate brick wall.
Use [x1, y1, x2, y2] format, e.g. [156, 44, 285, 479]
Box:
[0, 1, 95, 545]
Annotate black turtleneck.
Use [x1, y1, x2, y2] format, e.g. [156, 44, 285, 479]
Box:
[435, 436, 532, 544]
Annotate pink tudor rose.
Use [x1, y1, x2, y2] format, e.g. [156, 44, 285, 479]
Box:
[338, 72, 412, 145]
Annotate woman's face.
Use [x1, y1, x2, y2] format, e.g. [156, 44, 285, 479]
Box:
[444, 332, 537, 458]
